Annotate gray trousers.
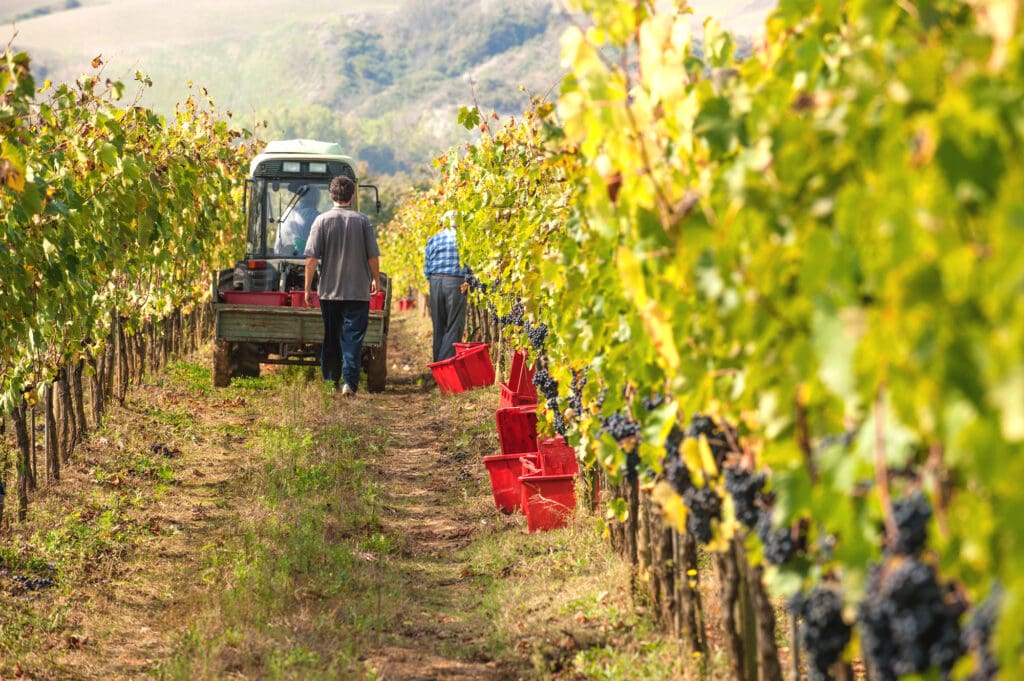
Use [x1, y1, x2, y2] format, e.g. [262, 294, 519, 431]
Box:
[429, 275, 467, 362]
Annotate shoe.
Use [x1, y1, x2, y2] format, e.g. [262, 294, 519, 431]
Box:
[340, 383, 355, 398]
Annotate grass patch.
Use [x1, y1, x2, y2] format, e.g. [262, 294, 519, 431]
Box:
[157, 390, 396, 680]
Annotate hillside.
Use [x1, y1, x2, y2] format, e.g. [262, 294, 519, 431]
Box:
[6, 0, 776, 176]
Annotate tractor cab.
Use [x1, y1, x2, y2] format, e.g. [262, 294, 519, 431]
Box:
[237, 139, 380, 292]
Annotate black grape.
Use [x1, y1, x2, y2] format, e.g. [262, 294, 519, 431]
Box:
[499, 300, 526, 326]
[687, 413, 730, 467]
[889, 491, 932, 556]
[12, 574, 55, 591]
[525, 320, 548, 350]
[601, 412, 640, 443]
[532, 365, 559, 401]
[858, 557, 965, 681]
[757, 509, 796, 565]
[683, 486, 721, 544]
[641, 393, 665, 411]
[548, 397, 566, 436]
[663, 456, 692, 496]
[791, 586, 852, 681]
[725, 467, 766, 529]
[961, 585, 1002, 681]
[661, 423, 692, 495]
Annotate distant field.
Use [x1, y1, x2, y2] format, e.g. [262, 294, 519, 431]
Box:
[6, 0, 399, 114]
[8, 0, 397, 53]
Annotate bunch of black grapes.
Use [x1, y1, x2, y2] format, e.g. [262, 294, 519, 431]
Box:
[889, 491, 931, 556]
[683, 485, 722, 544]
[757, 509, 798, 565]
[858, 558, 965, 681]
[961, 585, 1002, 681]
[662, 423, 692, 496]
[724, 467, 766, 529]
[465, 273, 487, 293]
[641, 393, 665, 411]
[601, 412, 641, 443]
[532, 363, 559, 402]
[524, 320, 548, 351]
[567, 369, 588, 415]
[548, 397, 566, 435]
[790, 586, 852, 681]
[12, 574, 55, 591]
[498, 300, 526, 326]
[687, 413, 730, 469]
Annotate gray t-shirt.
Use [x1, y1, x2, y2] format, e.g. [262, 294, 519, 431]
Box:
[304, 206, 380, 301]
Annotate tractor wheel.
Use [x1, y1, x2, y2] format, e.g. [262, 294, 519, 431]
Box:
[213, 341, 261, 387]
[233, 342, 262, 379]
[212, 340, 232, 387]
[364, 338, 387, 393]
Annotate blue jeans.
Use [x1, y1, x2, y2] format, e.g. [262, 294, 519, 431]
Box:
[319, 300, 370, 390]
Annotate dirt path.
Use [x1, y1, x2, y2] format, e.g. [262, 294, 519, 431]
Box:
[2, 308, 535, 680]
[330, 313, 524, 680]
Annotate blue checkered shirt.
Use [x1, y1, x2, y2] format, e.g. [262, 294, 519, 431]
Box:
[424, 227, 468, 278]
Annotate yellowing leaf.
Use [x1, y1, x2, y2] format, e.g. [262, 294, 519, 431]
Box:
[698, 435, 719, 478]
[651, 481, 687, 532]
[681, 438, 705, 485]
[0, 143, 26, 193]
[618, 245, 681, 370]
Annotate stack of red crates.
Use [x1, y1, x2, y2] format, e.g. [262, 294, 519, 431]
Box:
[480, 349, 589, 531]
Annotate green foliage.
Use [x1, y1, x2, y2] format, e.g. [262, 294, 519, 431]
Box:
[0, 52, 254, 414]
[386, 0, 1024, 677]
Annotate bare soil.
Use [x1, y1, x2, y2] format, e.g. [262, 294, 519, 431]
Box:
[0, 309, 545, 680]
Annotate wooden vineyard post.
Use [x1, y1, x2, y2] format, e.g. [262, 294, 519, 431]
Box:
[57, 367, 75, 463]
[71, 360, 89, 439]
[637, 491, 652, 600]
[43, 383, 60, 483]
[30, 403, 37, 486]
[716, 547, 748, 681]
[734, 540, 758, 681]
[12, 402, 33, 521]
[680, 530, 707, 655]
[789, 609, 801, 681]
[748, 561, 784, 681]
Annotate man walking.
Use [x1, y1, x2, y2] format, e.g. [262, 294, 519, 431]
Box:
[304, 175, 381, 396]
[424, 210, 468, 362]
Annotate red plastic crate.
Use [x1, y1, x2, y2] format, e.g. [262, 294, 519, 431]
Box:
[499, 382, 539, 409]
[519, 473, 577, 532]
[482, 453, 538, 513]
[498, 349, 537, 408]
[370, 291, 385, 310]
[507, 349, 537, 395]
[537, 435, 579, 475]
[427, 356, 471, 394]
[288, 290, 320, 308]
[454, 342, 488, 355]
[495, 404, 538, 456]
[454, 344, 495, 388]
[221, 290, 288, 306]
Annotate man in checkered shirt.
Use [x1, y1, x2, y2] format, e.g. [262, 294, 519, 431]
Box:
[424, 210, 468, 362]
